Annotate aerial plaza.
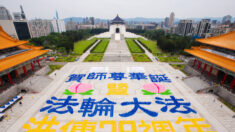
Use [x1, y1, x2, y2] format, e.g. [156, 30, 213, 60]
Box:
[1, 15, 235, 132]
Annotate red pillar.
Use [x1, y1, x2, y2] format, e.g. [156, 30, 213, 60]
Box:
[208, 66, 213, 76]
[23, 66, 27, 76]
[221, 73, 228, 84]
[192, 59, 197, 68]
[31, 63, 35, 72]
[197, 61, 202, 70]
[7, 73, 14, 85]
[37, 60, 41, 68]
[202, 63, 207, 74]
[230, 78, 235, 90]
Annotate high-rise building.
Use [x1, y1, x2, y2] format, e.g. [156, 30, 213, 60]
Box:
[20, 5, 26, 19]
[176, 20, 193, 36]
[65, 19, 77, 31]
[13, 12, 22, 20]
[164, 17, 169, 28]
[0, 6, 13, 20]
[12, 6, 26, 20]
[222, 15, 232, 24]
[90, 17, 95, 25]
[29, 19, 53, 38]
[194, 19, 211, 38]
[13, 20, 31, 40]
[56, 10, 59, 20]
[0, 6, 30, 40]
[51, 19, 66, 33]
[50, 11, 66, 33]
[169, 12, 175, 28]
[212, 20, 217, 25]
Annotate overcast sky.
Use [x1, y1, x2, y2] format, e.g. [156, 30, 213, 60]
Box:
[1, 0, 234, 19]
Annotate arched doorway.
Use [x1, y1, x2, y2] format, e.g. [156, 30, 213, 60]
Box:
[116, 28, 120, 33]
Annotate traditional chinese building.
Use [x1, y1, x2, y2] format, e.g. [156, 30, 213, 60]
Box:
[0, 26, 48, 91]
[109, 14, 126, 34]
[185, 31, 235, 93]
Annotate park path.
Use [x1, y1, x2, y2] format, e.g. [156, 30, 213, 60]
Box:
[102, 37, 133, 62]
[77, 40, 101, 62]
[134, 39, 158, 62]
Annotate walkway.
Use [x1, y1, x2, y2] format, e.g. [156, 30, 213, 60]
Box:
[77, 40, 101, 62]
[134, 39, 157, 62]
[102, 37, 133, 62]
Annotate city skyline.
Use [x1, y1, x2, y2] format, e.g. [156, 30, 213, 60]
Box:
[1, 0, 235, 20]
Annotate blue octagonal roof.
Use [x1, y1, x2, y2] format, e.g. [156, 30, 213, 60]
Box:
[111, 15, 125, 24]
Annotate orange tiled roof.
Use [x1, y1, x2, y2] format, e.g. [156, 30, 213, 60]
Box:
[18, 45, 43, 50]
[196, 31, 235, 51]
[0, 49, 49, 72]
[0, 26, 28, 50]
[185, 48, 235, 73]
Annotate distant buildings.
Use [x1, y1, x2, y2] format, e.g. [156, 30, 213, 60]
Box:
[176, 20, 193, 36]
[13, 20, 31, 40]
[29, 17, 66, 38]
[194, 19, 211, 38]
[0, 6, 67, 39]
[50, 19, 66, 33]
[28, 19, 53, 38]
[0, 5, 31, 40]
[0, 6, 12, 20]
[222, 15, 232, 24]
[65, 19, 77, 31]
[164, 17, 169, 28]
[169, 12, 175, 28]
[50, 11, 66, 33]
[13, 12, 22, 20]
[90, 17, 95, 25]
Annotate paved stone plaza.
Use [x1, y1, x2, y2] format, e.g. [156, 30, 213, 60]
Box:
[103, 38, 133, 62]
[1, 35, 235, 132]
[4, 61, 232, 132]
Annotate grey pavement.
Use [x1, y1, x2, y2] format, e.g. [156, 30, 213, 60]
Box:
[1, 35, 235, 132]
[47, 61, 68, 65]
[5, 62, 231, 132]
[102, 38, 133, 62]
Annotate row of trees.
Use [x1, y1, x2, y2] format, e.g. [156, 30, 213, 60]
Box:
[29, 29, 108, 53]
[129, 29, 201, 54]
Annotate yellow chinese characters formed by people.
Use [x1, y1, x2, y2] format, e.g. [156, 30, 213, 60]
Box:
[23, 116, 217, 132]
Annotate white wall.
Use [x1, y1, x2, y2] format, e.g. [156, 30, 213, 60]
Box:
[51, 19, 66, 33]
[109, 24, 126, 34]
[0, 20, 18, 39]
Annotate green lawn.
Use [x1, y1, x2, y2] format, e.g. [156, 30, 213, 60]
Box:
[74, 38, 97, 55]
[91, 39, 110, 53]
[137, 38, 161, 54]
[55, 56, 77, 62]
[132, 54, 152, 62]
[126, 39, 144, 53]
[47, 65, 63, 75]
[83, 54, 104, 62]
[158, 56, 183, 62]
